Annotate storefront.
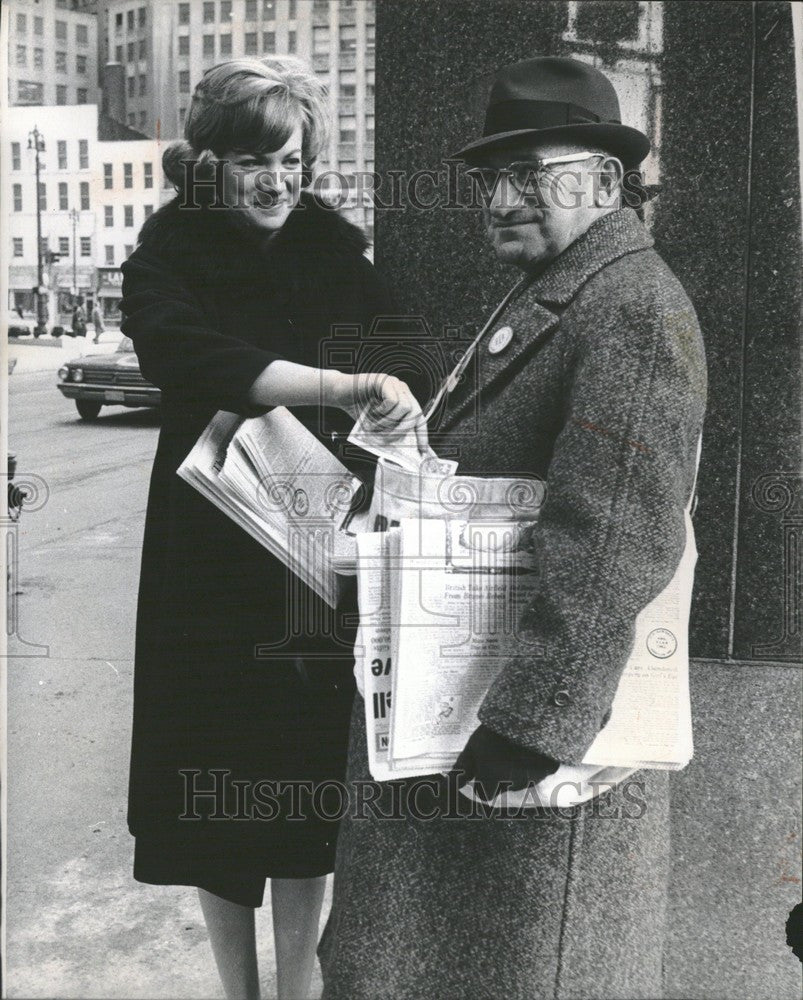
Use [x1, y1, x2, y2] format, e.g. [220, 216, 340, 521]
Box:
[96, 267, 123, 324]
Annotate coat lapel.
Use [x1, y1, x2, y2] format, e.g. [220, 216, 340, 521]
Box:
[438, 288, 561, 431]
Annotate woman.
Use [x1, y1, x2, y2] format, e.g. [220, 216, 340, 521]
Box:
[120, 57, 425, 1000]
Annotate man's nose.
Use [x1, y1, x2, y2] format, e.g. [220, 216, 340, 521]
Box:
[487, 176, 520, 215]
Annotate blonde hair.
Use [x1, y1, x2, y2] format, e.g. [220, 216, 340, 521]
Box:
[163, 56, 329, 190]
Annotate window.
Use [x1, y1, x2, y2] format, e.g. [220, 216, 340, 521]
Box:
[16, 13, 26, 34]
[179, 70, 190, 93]
[11, 143, 21, 171]
[19, 80, 45, 103]
[178, 3, 190, 25]
[245, 32, 258, 54]
[55, 20, 67, 41]
[115, 12, 123, 30]
[79, 140, 89, 169]
[203, 2, 215, 23]
[289, 0, 297, 18]
[128, 112, 136, 126]
[33, 48, 43, 69]
[80, 182, 90, 210]
[124, 244, 134, 258]
[59, 237, 70, 255]
[77, 55, 87, 75]
[313, 26, 329, 53]
[128, 75, 136, 97]
[81, 237, 92, 257]
[220, 34, 232, 55]
[77, 23, 89, 45]
[139, 110, 147, 129]
[366, 22, 375, 51]
[340, 128, 356, 143]
[144, 162, 153, 188]
[139, 38, 147, 58]
[288, 30, 296, 53]
[144, 204, 154, 218]
[34, 16, 43, 36]
[340, 25, 357, 52]
[56, 85, 67, 105]
[263, 0, 276, 18]
[178, 35, 190, 55]
[105, 206, 114, 227]
[16, 46, 27, 68]
[124, 163, 133, 188]
[245, 0, 257, 19]
[105, 245, 115, 265]
[221, 0, 232, 20]
[116, 44, 123, 61]
[139, 74, 147, 95]
[56, 51, 67, 72]
[124, 206, 134, 227]
[104, 163, 113, 188]
[138, 7, 147, 27]
[263, 31, 275, 51]
[127, 41, 135, 61]
[59, 182, 69, 210]
[127, 10, 135, 30]
[13, 185, 22, 212]
[203, 35, 215, 56]
[179, 107, 187, 127]
[77, 88, 88, 105]
[58, 139, 69, 170]
[38, 183, 47, 210]
[13, 239, 24, 258]
[340, 82, 356, 97]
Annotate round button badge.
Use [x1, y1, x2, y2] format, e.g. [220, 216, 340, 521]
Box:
[646, 628, 677, 658]
[488, 326, 513, 354]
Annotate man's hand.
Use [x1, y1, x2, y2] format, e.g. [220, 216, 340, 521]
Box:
[451, 724, 561, 802]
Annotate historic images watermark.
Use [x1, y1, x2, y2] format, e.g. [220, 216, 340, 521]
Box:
[173, 157, 652, 214]
[178, 768, 648, 823]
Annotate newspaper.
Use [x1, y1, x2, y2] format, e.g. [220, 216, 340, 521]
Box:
[178, 407, 367, 607]
[357, 497, 697, 785]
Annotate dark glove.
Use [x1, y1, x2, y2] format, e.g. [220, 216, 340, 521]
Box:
[451, 724, 561, 801]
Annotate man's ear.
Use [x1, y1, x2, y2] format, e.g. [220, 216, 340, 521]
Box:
[598, 155, 624, 208]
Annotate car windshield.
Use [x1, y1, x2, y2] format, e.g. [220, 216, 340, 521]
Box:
[116, 337, 135, 353]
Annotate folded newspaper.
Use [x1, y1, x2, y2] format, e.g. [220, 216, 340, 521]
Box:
[180, 407, 698, 789]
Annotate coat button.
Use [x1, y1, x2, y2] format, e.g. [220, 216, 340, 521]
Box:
[488, 325, 513, 354]
[552, 689, 572, 708]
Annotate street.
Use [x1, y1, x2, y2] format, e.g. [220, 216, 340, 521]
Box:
[6, 347, 324, 998]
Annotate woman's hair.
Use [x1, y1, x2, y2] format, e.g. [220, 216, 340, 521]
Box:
[162, 55, 329, 191]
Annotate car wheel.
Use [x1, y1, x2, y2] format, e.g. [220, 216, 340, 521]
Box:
[76, 400, 102, 421]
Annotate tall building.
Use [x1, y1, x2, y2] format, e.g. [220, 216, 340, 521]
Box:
[98, 0, 375, 233]
[6, 0, 99, 107]
[6, 103, 162, 325]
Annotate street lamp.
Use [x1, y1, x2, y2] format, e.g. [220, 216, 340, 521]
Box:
[69, 208, 79, 301]
[27, 126, 47, 337]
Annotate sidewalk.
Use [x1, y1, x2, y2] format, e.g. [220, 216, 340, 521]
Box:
[7, 329, 124, 375]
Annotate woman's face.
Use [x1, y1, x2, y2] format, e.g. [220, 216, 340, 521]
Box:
[220, 123, 304, 234]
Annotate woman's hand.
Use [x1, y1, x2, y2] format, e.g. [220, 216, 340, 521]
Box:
[329, 371, 430, 456]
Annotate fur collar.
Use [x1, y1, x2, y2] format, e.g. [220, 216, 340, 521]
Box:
[136, 190, 369, 289]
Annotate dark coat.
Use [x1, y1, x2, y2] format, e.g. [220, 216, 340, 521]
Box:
[120, 194, 391, 852]
[320, 208, 707, 998]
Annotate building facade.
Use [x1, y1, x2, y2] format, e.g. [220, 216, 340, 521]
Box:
[6, 0, 99, 108]
[6, 103, 162, 326]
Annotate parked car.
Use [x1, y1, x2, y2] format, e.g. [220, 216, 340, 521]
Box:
[57, 336, 161, 420]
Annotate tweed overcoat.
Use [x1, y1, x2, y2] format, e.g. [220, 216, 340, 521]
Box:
[120, 193, 391, 889]
[319, 208, 707, 998]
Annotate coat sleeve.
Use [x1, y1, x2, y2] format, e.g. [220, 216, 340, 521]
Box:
[120, 247, 282, 416]
[477, 262, 707, 764]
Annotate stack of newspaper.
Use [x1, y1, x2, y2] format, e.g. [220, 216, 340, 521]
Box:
[180, 407, 698, 790]
[178, 406, 367, 608]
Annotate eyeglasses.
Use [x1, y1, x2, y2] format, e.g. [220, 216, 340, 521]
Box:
[465, 151, 606, 204]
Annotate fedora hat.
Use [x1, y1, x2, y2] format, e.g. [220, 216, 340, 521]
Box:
[454, 56, 650, 167]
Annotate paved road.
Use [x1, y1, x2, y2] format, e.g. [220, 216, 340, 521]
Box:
[6, 368, 321, 998]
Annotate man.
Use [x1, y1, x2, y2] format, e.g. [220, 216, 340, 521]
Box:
[320, 57, 707, 999]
